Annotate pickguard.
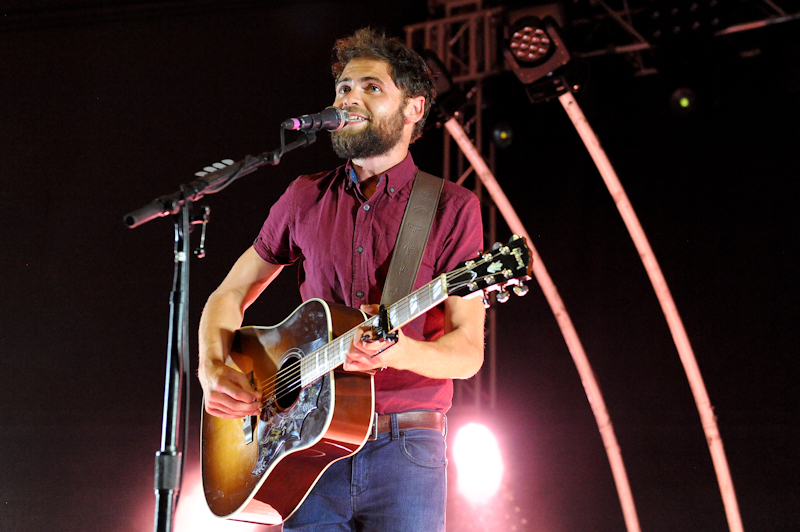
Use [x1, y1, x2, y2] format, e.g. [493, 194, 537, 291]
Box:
[251, 373, 331, 477]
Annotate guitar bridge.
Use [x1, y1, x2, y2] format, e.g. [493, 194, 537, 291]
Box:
[242, 370, 257, 445]
[242, 415, 254, 445]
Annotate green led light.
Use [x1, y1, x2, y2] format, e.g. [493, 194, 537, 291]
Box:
[679, 97, 691, 108]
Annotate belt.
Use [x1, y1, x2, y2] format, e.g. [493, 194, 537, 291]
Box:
[369, 411, 447, 440]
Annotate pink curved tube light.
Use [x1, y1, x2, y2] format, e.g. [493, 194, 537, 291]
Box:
[558, 90, 743, 532]
[444, 117, 642, 532]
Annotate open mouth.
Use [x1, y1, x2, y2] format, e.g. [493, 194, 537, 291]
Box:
[344, 110, 369, 125]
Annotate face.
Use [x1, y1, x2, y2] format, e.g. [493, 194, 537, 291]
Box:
[330, 57, 409, 160]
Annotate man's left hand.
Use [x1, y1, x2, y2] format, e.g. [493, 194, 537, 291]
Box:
[344, 304, 402, 373]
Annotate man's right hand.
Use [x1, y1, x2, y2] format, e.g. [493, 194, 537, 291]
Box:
[199, 359, 262, 419]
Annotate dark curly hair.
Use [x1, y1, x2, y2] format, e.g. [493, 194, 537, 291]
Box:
[332, 27, 436, 143]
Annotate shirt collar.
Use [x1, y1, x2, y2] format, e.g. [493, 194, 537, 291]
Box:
[343, 152, 417, 199]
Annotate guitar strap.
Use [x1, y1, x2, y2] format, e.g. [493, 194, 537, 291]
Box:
[380, 170, 444, 307]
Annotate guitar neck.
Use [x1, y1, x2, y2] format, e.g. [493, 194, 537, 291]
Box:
[300, 274, 449, 386]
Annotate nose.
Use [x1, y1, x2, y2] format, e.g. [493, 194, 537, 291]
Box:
[335, 96, 352, 109]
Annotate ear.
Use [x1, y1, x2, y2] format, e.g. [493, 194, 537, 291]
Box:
[404, 95, 426, 125]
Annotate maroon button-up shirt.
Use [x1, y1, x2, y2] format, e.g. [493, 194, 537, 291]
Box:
[253, 153, 482, 413]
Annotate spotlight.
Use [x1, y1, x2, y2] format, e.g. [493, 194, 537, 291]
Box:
[669, 87, 697, 115]
[503, 16, 570, 85]
[509, 25, 552, 64]
[492, 122, 513, 149]
[452, 423, 504, 503]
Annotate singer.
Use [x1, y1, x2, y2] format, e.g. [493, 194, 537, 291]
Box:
[198, 27, 485, 532]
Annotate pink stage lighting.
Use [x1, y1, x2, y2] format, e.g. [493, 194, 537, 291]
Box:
[173, 466, 262, 532]
[452, 423, 505, 503]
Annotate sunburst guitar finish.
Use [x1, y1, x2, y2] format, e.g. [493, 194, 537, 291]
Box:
[200, 236, 533, 525]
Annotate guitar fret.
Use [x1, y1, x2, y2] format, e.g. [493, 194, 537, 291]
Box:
[389, 304, 401, 328]
[297, 277, 451, 389]
[408, 293, 418, 317]
[432, 277, 443, 301]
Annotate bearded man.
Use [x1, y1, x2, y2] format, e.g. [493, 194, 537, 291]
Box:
[198, 27, 485, 531]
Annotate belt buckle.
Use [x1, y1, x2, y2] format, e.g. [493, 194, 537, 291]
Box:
[368, 412, 379, 441]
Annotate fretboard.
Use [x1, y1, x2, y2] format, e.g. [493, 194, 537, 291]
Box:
[300, 274, 449, 386]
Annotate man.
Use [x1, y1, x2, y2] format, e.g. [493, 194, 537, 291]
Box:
[198, 27, 485, 531]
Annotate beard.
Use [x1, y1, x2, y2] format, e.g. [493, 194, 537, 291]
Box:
[331, 101, 406, 160]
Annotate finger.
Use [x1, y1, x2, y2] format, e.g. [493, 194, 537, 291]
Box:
[205, 403, 258, 419]
[343, 358, 379, 375]
[206, 392, 261, 417]
[359, 303, 380, 316]
[225, 371, 261, 402]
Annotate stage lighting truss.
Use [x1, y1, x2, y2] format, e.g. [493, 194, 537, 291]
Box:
[565, 0, 800, 74]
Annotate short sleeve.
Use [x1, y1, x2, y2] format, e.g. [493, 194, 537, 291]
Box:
[253, 179, 301, 266]
[434, 183, 483, 277]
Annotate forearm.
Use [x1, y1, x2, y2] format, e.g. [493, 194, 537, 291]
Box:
[196, 248, 283, 418]
[198, 248, 283, 368]
[347, 296, 486, 379]
[198, 290, 246, 373]
[391, 322, 484, 379]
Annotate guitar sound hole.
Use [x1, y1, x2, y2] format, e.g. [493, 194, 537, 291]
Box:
[276, 354, 301, 410]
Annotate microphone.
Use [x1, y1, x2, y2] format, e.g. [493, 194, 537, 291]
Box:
[282, 107, 350, 132]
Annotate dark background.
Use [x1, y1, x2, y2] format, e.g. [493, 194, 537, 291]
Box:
[1, 1, 797, 531]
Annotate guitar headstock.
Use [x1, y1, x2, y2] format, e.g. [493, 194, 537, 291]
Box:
[448, 235, 533, 304]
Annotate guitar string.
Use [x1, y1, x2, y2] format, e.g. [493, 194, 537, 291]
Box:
[253, 273, 446, 398]
[257, 263, 510, 407]
[255, 269, 455, 401]
[254, 255, 520, 406]
[262, 272, 504, 407]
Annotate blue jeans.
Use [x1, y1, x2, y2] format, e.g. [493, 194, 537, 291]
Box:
[284, 414, 448, 531]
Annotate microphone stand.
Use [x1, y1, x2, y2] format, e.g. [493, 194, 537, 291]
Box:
[124, 130, 318, 532]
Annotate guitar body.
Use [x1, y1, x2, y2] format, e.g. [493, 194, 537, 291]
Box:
[201, 299, 374, 525]
[201, 236, 533, 525]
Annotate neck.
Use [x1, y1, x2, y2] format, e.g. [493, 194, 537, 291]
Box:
[350, 143, 409, 183]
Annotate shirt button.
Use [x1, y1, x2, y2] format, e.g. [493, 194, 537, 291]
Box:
[363, 205, 370, 211]
[389, 187, 395, 193]
[356, 291, 365, 298]
[356, 246, 364, 253]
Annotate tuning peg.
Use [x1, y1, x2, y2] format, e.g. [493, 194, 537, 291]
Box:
[508, 234, 521, 243]
[496, 290, 510, 303]
[513, 283, 529, 297]
[491, 241, 511, 255]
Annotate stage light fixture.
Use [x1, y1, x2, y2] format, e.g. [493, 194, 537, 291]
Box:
[423, 49, 467, 123]
[669, 87, 697, 115]
[510, 25, 551, 63]
[640, 0, 725, 42]
[492, 122, 513, 149]
[503, 16, 570, 86]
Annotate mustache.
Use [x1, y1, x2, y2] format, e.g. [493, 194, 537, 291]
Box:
[343, 105, 371, 120]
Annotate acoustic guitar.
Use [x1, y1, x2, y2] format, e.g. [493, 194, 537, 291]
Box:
[201, 235, 532, 524]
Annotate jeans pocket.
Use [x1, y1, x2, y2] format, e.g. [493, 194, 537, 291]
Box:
[399, 430, 447, 468]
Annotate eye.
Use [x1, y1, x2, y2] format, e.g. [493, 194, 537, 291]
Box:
[367, 85, 381, 93]
[337, 85, 350, 95]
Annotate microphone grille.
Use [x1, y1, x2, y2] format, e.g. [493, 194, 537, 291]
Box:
[327, 106, 349, 131]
